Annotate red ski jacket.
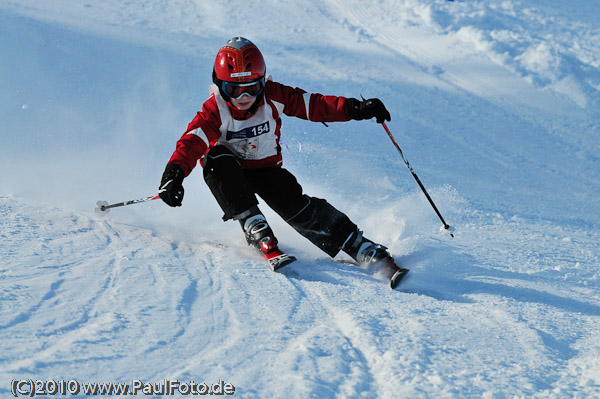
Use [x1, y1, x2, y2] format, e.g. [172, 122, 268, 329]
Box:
[167, 78, 352, 176]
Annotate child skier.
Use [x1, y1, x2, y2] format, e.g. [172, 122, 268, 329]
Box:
[159, 37, 407, 288]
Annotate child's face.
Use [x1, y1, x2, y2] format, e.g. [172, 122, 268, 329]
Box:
[230, 95, 257, 111]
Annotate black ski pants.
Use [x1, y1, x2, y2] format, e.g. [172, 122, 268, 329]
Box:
[202, 145, 357, 257]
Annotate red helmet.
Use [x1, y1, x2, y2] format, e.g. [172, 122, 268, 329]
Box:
[213, 37, 266, 83]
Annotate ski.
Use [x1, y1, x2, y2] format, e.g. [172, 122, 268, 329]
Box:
[263, 249, 297, 271]
[320, 257, 410, 289]
[370, 257, 410, 289]
[259, 243, 407, 288]
[390, 267, 410, 289]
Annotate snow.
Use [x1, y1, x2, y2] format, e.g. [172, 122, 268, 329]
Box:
[1, 0, 600, 397]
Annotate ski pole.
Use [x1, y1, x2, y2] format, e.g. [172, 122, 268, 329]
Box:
[381, 122, 454, 237]
[95, 195, 160, 216]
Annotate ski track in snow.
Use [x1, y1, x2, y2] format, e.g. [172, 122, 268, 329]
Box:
[1, 196, 600, 398]
[1, 0, 600, 397]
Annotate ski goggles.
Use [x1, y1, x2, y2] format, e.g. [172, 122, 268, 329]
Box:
[221, 78, 265, 100]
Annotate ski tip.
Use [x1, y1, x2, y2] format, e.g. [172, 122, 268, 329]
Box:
[270, 254, 297, 272]
[390, 268, 409, 289]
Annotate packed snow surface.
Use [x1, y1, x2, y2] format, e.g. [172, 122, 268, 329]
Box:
[1, 1, 599, 398]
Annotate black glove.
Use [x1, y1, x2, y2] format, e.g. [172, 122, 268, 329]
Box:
[159, 162, 185, 207]
[347, 97, 391, 124]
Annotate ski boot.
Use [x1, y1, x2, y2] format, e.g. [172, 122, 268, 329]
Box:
[242, 214, 296, 271]
[343, 230, 409, 289]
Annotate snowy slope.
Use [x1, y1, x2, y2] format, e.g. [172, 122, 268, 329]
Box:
[1, 0, 600, 398]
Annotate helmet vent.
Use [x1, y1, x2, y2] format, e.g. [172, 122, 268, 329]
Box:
[214, 37, 265, 82]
